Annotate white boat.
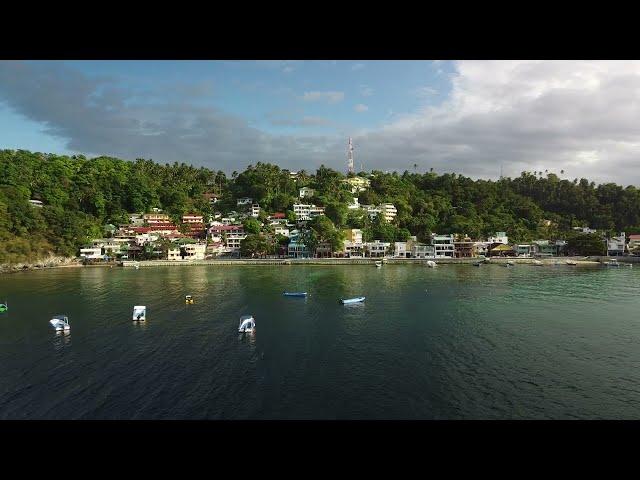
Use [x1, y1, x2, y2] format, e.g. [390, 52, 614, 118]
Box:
[375, 261, 382, 268]
[507, 260, 515, 265]
[603, 259, 620, 267]
[238, 315, 255, 333]
[566, 260, 577, 265]
[533, 260, 543, 266]
[50, 315, 70, 331]
[426, 260, 437, 268]
[132, 305, 146, 321]
[340, 296, 365, 304]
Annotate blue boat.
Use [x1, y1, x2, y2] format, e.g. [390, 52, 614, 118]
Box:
[283, 292, 308, 297]
[340, 296, 365, 305]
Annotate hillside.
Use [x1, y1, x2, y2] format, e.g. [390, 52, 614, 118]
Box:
[2, 149, 639, 264]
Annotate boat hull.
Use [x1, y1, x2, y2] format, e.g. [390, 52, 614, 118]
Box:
[341, 297, 365, 304]
[283, 292, 307, 297]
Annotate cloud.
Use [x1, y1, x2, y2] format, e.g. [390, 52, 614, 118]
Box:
[301, 91, 344, 103]
[415, 86, 438, 97]
[351, 63, 365, 71]
[267, 113, 331, 127]
[0, 61, 340, 172]
[359, 85, 374, 97]
[5, 61, 640, 186]
[354, 104, 368, 112]
[350, 61, 640, 185]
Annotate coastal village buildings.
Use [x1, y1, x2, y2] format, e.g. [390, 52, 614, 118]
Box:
[293, 203, 325, 221]
[432, 234, 455, 258]
[251, 204, 261, 218]
[80, 247, 103, 259]
[299, 187, 315, 199]
[343, 176, 371, 194]
[167, 243, 206, 261]
[237, 197, 253, 206]
[628, 234, 640, 252]
[607, 232, 626, 256]
[143, 213, 170, 224]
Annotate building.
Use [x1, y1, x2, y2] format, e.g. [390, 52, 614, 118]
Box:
[473, 241, 491, 257]
[394, 242, 409, 258]
[573, 226, 597, 234]
[454, 240, 477, 258]
[182, 213, 204, 224]
[28, 199, 43, 207]
[251, 204, 261, 218]
[489, 244, 516, 257]
[365, 240, 390, 258]
[203, 193, 220, 205]
[344, 229, 363, 244]
[343, 241, 364, 257]
[167, 243, 206, 261]
[237, 197, 253, 206]
[79, 247, 103, 259]
[343, 176, 371, 193]
[379, 203, 397, 223]
[628, 234, 640, 252]
[288, 233, 310, 258]
[516, 244, 535, 257]
[135, 233, 159, 246]
[315, 242, 333, 258]
[412, 244, 435, 259]
[274, 227, 290, 237]
[607, 232, 626, 256]
[488, 231, 509, 244]
[347, 197, 360, 210]
[127, 213, 144, 225]
[299, 187, 315, 199]
[92, 239, 121, 255]
[293, 203, 325, 221]
[432, 234, 455, 258]
[209, 225, 245, 241]
[143, 213, 170, 224]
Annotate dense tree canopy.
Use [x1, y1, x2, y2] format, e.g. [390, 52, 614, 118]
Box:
[2, 148, 639, 264]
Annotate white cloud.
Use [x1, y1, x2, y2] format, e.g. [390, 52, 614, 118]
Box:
[415, 86, 438, 97]
[301, 91, 344, 104]
[354, 104, 368, 112]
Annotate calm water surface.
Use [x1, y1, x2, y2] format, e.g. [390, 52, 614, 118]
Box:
[1, 264, 639, 419]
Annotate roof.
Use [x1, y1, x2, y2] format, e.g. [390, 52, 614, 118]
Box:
[628, 235, 640, 240]
[491, 244, 514, 251]
[272, 213, 286, 218]
[209, 225, 243, 231]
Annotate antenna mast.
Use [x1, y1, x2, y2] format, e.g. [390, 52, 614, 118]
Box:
[347, 137, 354, 174]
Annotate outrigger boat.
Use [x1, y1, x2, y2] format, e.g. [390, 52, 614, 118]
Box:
[283, 292, 308, 297]
[132, 305, 146, 321]
[238, 315, 255, 333]
[49, 315, 70, 331]
[340, 296, 365, 305]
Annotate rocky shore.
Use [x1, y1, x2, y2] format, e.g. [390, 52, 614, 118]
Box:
[0, 256, 81, 274]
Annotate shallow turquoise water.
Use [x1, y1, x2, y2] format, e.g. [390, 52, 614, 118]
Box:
[1, 264, 639, 419]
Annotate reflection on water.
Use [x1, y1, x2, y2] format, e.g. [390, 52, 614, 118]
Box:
[2, 264, 640, 419]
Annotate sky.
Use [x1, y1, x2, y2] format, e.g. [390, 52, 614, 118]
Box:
[1, 60, 640, 185]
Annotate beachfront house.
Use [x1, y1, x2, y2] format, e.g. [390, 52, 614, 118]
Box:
[288, 232, 310, 258]
[516, 244, 535, 257]
[412, 244, 435, 259]
[167, 243, 206, 261]
[454, 239, 476, 258]
[432, 234, 455, 258]
[628, 234, 640, 253]
[489, 244, 516, 257]
[394, 242, 409, 258]
[364, 240, 390, 258]
[79, 247, 103, 259]
[607, 232, 626, 256]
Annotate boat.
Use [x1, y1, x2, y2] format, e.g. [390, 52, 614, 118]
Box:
[283, 292, 308, 297]
[132, 305, 146, 321]
[566, 260, 577, 265]
[533, 260, 543, 266]
[185, 295, 194, 304]
[603, 259, 620, 267]
[426, 260, 437, 268]
[0, 301, 7, 313]
[49, 315, 70, 331]
[238, 315, 255, 333]
[507, 260, 514, 265]
[473, 261, 482, 267]
[375, 261, 382, 268]
[340, 296, 366, 304]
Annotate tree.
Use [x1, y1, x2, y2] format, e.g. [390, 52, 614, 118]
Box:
[243, 218, 262, 234]
[240, 234, 271, 258]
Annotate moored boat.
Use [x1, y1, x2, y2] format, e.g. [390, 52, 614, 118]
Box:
[533, 260, 543, 266]
[238, 315, 255, 333]
[603, 259, 620, 267]
[283, 292, 308, 297]
[185, 295, 194, 304]
[566, 260, 577, 265]
[50, 315, 70, 331]
[375, 261, 382, 268]
[426, 260, 437, 268]
[340, 296, 365, 305]
[132, 305, 146, 321]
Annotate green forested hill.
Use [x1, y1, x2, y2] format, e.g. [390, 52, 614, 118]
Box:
[2, 148, 640, 263]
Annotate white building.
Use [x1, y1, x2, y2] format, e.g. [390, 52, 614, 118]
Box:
[365, 240, 390, 257]
[343, 176, 371, 194]
[488, 231, 509, 244]
[275, 227, 290, 237]
[80, 247, 103, 259]
[473, 241, 491, 256]
[237, 197, 253, 206]
[143, 213, 170, 224]
[135, 233, 159, 246]
[347, 197, 360, 210]
[379, 203, 397, 223]
[607, 232, 626, 256]
[412, 244, 435, 258]
[293, 203, 325, 221]
[394, 242, 409, 258]
[28, 199, 43, 207]
[182, 213, 204, 224]
[128, 213, 144, 225]
[432, 234, 455, 258]
[167, 243, 206, 261]
[251, 204, 261, 218]
[573, 226, 597, 234]
[299, 187, 316, 199]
